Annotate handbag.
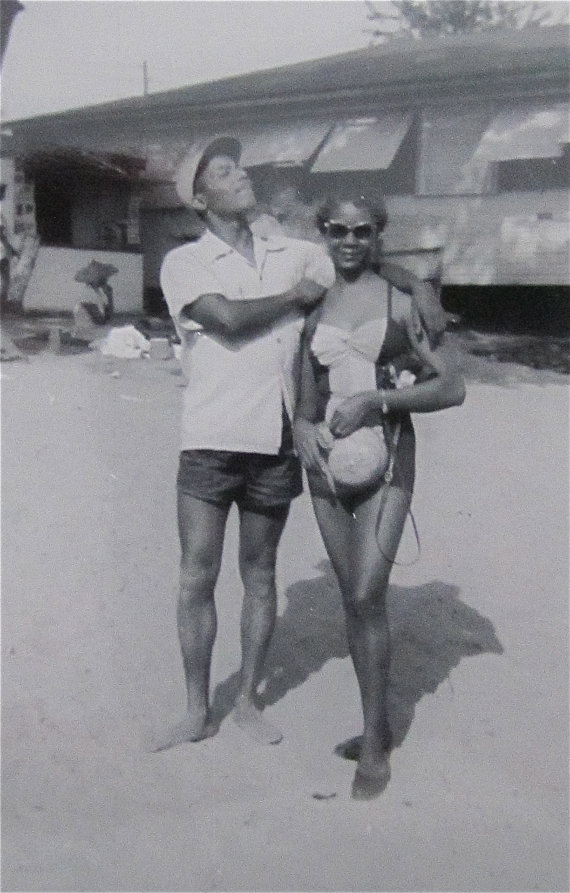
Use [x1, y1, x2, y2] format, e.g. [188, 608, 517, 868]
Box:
[317, 419, 399, 494]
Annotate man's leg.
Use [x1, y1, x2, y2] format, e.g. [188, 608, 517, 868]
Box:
[231, 504, 289, 745]
[153, 493, 230, 751]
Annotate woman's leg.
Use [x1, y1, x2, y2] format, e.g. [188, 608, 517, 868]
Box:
[310, 492, 378, 756]
[311, 483, 410, 797]
[310, 493, 354, 594]
[348, 483, 410, 797]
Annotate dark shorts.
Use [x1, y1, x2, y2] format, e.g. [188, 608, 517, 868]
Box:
[177, 411, 303, 511]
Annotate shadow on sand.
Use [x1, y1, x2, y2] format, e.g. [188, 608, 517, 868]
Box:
[211, 560, 503, 747]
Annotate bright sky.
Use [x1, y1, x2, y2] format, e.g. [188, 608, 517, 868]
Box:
[1, 0, 374, 121]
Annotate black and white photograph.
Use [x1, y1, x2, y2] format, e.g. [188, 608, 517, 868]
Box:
[1, 1, 568, 890]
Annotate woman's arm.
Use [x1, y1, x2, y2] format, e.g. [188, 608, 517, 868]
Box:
[329, 321, 465, 438]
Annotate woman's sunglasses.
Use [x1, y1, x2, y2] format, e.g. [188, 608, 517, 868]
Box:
[325, 222, 375, 240]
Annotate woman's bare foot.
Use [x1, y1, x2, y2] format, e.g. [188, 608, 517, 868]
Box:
[351, 754, 391, 800]
[335, 735, 363, 761]
[231, 700, 283, 745]
[334, 728, 393, 761]
[150, 713, 217, 752]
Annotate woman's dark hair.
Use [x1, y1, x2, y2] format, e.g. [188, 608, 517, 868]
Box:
[316, 194, 388, 236]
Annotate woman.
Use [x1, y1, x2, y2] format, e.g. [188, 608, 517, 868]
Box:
[294, 195, 465, 799]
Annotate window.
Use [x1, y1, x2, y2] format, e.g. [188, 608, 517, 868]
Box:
[496, 147, 569, 192]
[418, 101, 569, 195]
[475, 101, 569, 193]
[309, 113, 417, 195]
[238, 121, 334, 168]
[475, 103, 569, 162]
[310, 114, 413, 173]
[418, 106, 494, 195]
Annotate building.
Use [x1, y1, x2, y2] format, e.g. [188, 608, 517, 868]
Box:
[1, 23, 568, 324]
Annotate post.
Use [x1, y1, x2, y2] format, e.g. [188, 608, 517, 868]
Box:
[143, 61, 149, 97]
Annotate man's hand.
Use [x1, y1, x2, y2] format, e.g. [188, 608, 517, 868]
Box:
[380, 262, 446, 346]
[291, 278, 326, 310]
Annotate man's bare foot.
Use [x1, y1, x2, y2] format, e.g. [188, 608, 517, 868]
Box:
[231, 701, 283, 745]
[351, 755, 391, 800]
[150, 714, 217, 752]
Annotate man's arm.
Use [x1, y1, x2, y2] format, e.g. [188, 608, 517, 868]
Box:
[181, 277, 325, 339]
[380, 260, 446, 346]
[293, 320, 333, 482]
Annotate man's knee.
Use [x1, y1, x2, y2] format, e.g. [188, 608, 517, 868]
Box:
[239, 546, 278, 592]
[179, 553, 221, 602]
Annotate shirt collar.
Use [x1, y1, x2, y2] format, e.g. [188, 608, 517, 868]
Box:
[194, 227, 288, 266]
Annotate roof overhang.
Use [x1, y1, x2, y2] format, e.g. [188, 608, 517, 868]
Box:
[2, 25, 567, 160]
[22, 149, 145, 181]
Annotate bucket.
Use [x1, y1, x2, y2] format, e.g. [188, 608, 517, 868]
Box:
[149, 337, 173, 360]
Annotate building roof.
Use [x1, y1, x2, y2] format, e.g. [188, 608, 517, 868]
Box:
[2, 24, 568, 157]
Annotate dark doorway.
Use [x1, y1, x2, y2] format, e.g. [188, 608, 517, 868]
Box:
[442, 285, 570, 335]
[35, 179, 73, 246]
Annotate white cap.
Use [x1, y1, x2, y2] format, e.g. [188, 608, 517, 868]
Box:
[175, 136, 242, 206]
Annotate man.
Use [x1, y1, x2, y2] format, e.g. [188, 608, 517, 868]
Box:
[71, 259, 117, 341]
[0, 183, 19, 310]
[157, 136, 446, 752]
[156, 137, 335, 750]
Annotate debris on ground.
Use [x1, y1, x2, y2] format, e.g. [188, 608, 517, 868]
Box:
[96, 325, 150, 359]
[0, 330, 26, 362]
[456, 330, 569, 374]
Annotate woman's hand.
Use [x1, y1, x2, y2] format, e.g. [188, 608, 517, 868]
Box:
[293, 419, 330, 474]
[329, 392, 378, 438]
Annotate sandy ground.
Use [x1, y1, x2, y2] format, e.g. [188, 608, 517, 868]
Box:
[1, 338, 568, 893]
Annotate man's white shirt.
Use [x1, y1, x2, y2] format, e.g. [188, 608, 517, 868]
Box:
[160, 228, 334, 454]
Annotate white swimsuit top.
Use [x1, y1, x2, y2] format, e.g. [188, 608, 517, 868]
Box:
[311, 319, 388, 424]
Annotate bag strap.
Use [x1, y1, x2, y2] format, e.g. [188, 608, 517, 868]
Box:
[374, 418, 421, 567]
